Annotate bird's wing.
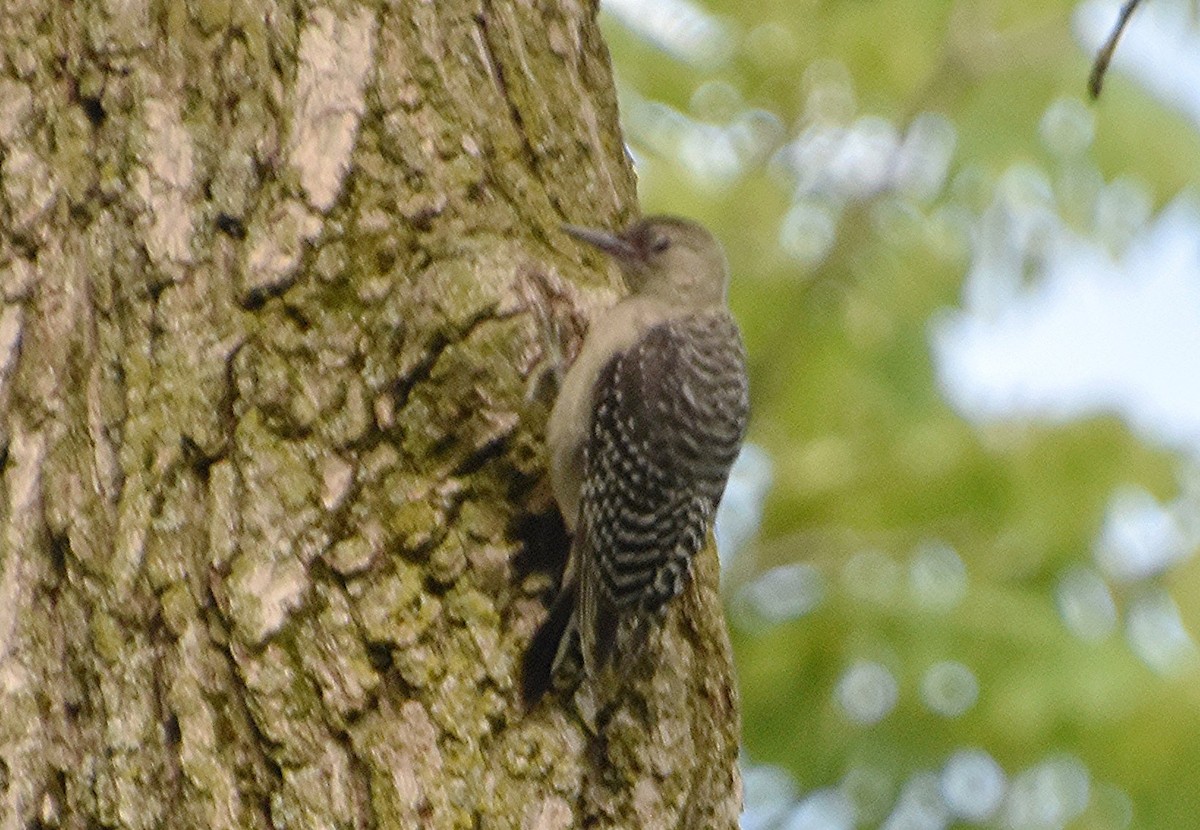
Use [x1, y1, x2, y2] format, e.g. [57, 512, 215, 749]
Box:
[575, 309, 750, 674]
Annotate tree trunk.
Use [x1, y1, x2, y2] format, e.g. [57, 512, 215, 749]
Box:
[0, 1, 742, 828]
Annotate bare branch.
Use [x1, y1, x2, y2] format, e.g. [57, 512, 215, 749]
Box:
[1089, 0, 1148, 99]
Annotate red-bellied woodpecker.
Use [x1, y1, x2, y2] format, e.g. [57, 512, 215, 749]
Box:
[524, 215, 750, 706]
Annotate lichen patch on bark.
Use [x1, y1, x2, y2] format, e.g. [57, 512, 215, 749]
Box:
[289, 7, 378, 213]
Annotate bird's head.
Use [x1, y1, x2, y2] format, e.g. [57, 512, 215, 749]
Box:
[562, 215, 729, 306]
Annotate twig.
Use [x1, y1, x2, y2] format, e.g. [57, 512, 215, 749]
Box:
[1089, 0, 1148, 99]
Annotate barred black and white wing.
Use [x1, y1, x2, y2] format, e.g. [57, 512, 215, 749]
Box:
[575, 309, 750, 675]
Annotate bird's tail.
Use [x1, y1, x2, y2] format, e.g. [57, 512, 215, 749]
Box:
[575, 566, 618, 680]
[522, 578, 579, 707]
[523, 545, 623, 707]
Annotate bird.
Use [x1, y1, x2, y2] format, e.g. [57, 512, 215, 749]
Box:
[523, 215, 750, 706]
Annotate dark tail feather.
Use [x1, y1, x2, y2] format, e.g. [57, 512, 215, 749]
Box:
[522, 579, 578, 707]
[592, 602, 618, 671]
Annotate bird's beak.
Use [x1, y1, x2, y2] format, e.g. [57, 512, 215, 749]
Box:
[561, 224, 639, 262]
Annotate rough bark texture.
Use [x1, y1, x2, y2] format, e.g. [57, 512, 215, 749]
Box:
[0, 1, 741, 828]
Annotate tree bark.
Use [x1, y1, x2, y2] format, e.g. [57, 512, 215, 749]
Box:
[0, 1, 741, 828]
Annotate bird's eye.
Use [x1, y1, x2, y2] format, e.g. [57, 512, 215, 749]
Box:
[649, 234, 670, 253]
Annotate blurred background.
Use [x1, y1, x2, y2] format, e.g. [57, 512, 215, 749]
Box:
[599, 0, 1200, 827]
